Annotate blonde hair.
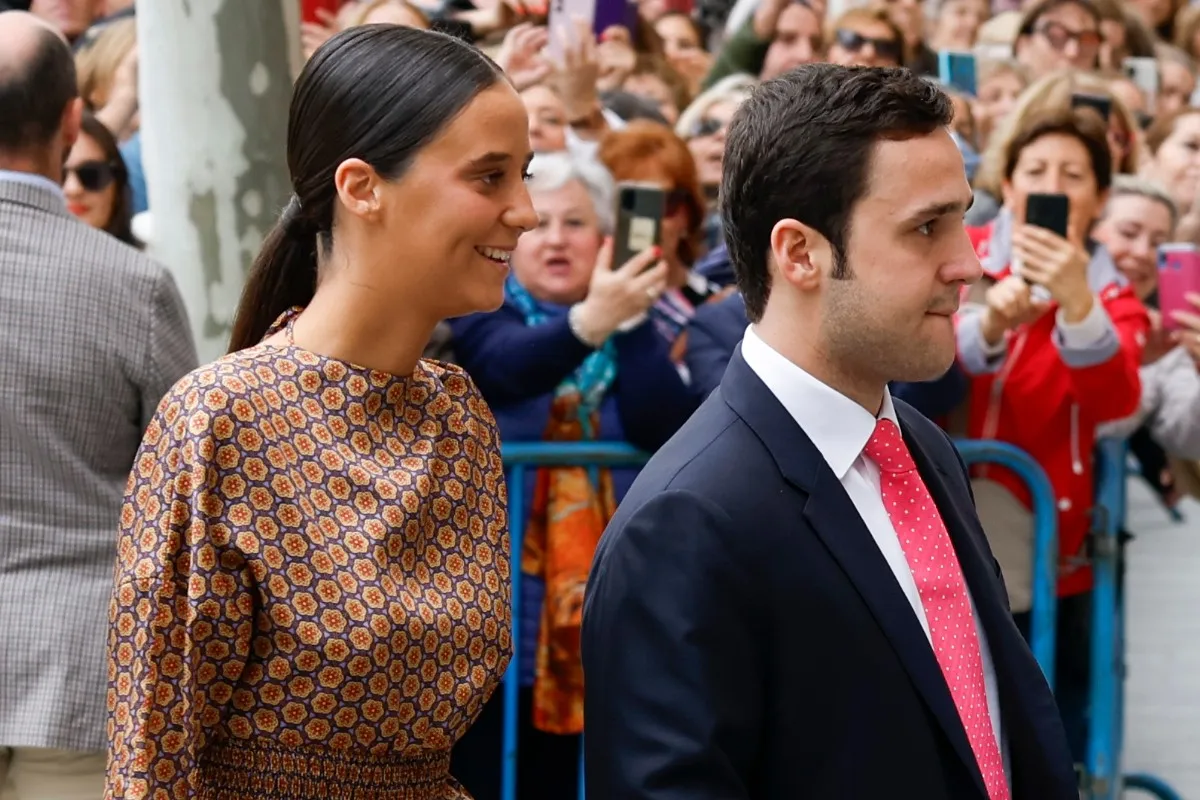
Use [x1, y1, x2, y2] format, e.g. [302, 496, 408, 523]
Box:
[1105, 174, 1178, 227]
[978, 58, 1030, 89]
[674, 74, 756, 140]
[1174, 4, 1200, 59]
[975, 69, 1142, 196]
[74, 17, 136, 109]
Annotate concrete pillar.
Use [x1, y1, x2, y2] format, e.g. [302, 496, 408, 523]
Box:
[137, 0, 295, 363]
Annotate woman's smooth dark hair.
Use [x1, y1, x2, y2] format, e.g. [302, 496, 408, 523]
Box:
[77, 111, 138, 247]
[227, 25, 505, 353]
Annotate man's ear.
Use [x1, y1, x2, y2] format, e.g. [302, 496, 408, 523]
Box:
[769, 218, 833, 293]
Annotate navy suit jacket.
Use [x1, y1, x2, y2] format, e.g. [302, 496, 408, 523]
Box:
[581, 350, 1077, 799]
[686, 291, 968, 418]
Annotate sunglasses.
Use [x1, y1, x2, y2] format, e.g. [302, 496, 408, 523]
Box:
[1034, 21, 1102, 54]
[64, 160, 120, 192]
[690, 117, 727, 138]
[834, 29, 903, 62]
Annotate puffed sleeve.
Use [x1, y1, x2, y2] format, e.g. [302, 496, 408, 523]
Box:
[105, 376, 257, 800]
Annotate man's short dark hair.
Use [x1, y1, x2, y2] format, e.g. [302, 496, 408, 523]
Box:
[721, 65, 953, 322]
[0, 23, 78, 152]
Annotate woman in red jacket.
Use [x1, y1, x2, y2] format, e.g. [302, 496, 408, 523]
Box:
[956, 105, 1148, 762]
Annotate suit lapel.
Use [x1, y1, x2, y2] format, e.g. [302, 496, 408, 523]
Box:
[720, 353, 987, 797]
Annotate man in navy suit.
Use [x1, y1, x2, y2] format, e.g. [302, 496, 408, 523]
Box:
[581, 65, 1077, 799]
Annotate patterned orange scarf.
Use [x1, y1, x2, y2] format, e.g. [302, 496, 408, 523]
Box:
[521, 393, 616, 735]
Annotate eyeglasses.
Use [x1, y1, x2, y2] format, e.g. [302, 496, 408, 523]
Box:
[64, 160, 120, 192]
[834, 28, 903, 62]
[1034, 21, 1102, 54]
[690, 117, 726, 138]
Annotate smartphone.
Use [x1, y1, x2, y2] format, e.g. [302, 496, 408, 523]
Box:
[548, 0, 636, 62]
[1158, 244, 1200, 333]
[547, 0, 597, 64]
[1123, 56, 1159, 116]
[937, 51, 978, 97]
[1071, 92, 1112, 123]
[613, 183, 665, 269]
[1025, 193, 1069, 238]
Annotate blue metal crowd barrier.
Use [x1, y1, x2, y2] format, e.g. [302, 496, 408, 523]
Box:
[496, 438, 1182, 800]
[954, 439, 1059, 685]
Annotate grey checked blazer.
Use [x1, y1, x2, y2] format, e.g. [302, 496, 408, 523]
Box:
[0, 176, 198, 752]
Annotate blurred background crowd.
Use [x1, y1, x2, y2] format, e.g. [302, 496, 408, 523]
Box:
[3, 0, 1200, 797]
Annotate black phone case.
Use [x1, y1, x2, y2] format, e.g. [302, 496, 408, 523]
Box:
[1025, 193, 1070, 238]
[613, 185, 666, 268]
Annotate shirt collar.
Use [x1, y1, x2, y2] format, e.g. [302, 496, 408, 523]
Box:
[0, 169, 65, 201]
[740, 324, 897, 480]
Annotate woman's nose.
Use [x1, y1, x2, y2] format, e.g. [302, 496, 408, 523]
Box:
[506, 188, 539, 233]
[1040, 172, 1066, 194]
[62, 170, 82, 196]
[1132, 236, 1156, 262]
[543, 219, 568, 244]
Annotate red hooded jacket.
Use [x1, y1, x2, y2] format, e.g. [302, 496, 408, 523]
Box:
[961, 224, 1148, 597]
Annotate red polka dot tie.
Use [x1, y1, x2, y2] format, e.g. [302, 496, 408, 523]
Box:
[865, 419, 1010, 800]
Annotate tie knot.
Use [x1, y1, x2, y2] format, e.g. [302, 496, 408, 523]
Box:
[864, 419, 916, 473]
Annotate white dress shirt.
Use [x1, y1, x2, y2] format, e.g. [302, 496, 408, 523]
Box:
[740, 325, 1007, 774]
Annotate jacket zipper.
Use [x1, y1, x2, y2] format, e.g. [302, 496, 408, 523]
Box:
[1069, 403, 1084, 476]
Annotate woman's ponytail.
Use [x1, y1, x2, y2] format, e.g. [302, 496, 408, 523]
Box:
[227, 196, 320, 353]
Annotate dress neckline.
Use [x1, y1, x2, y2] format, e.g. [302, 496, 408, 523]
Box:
[258, 306, 421, 392]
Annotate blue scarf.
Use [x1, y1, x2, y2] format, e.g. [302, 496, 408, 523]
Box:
[505, 276, 618, 433]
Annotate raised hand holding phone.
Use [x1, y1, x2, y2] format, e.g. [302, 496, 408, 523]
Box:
[1011, 223, 1093, 321]
[570, 239, 669, 345]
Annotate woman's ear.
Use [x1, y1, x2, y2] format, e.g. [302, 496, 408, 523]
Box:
[334, 158, 382, 221]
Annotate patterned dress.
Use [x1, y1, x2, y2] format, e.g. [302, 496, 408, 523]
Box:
[105, 313, 512, 800]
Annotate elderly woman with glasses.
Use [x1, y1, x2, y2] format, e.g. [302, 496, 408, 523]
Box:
[448, 151, 699, 800]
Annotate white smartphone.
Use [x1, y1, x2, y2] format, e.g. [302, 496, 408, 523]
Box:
[1123, 56, 1159, 116]
[546, 0, 596, 65]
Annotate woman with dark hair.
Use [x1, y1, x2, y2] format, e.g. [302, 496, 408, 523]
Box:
[62, 111, 138, 247]
[105, 24, 536, 799]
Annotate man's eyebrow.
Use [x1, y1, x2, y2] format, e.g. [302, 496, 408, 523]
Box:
[900, 196, 974, 225]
